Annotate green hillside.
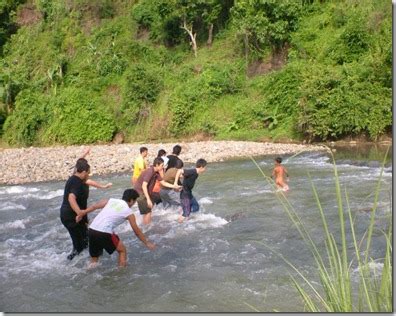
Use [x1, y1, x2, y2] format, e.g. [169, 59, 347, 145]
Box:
[0, 0, 391, 146]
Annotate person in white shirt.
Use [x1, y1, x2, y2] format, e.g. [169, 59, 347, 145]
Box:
[77, 189, 155, 268]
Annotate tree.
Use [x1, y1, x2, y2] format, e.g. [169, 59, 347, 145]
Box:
[202, 0, 222, 46]
[231, 0, 301, 58]
[132, 0, 233, 56]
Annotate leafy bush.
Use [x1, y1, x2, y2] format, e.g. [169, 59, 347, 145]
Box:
[0, 0, 25, 55]
[97, 53, 127, 76]
[3, 90, 49, 146]
[42, 87, 116, 144]
[200, 65, 243, 97]
[119, 63, 163, 128]
[232, 0, 302, 54]
[169, 85, 200, 136]
[251, 65, 301, 131]
[169, 64, 242, 135]
[297, 63, 391, 140]
[327, 14, 371, 64]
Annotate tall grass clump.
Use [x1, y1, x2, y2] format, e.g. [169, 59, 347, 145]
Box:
[250, 147, 391, 312]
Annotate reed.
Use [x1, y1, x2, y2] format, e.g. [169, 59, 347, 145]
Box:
[250, 147, 392, 312]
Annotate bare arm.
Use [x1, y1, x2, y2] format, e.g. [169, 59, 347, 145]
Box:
[173, 169, 183, 186]
[80, 147, 91, 159]
[76, 199, 109, 222]
[127, 214, 155, 250]
[84, 199, 108, 215]
[144, 157, 149, 169]
[86, 179, 112, 189]
[160, 179, 181, 189]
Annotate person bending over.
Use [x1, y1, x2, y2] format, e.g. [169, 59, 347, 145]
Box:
[76, 189, 156, 268]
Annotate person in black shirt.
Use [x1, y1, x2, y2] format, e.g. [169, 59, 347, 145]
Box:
[178, 159, 207, 223]
[166, 144, 183, 171]
[60, 159, 92, 260]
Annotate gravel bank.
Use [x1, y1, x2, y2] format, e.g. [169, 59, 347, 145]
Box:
[0, 141, 327, 185]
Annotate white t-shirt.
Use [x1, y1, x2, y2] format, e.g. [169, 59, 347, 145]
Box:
[89, 198, 133, 234]
[161, 156, 169, 168]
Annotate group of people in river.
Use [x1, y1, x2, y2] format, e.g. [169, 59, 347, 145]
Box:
[59, 145, 208, 267]
[59, 144, 289, 268]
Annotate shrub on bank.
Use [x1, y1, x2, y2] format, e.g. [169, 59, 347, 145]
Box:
[3, 90, 49, 146]
[42, 87, 116, 145]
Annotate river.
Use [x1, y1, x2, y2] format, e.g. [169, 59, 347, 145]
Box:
[0, 145, 392, 312]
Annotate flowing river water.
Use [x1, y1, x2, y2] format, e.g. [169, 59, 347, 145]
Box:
[0, 145, 392, 312]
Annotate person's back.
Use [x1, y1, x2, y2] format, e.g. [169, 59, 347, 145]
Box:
[85, 189, 155, 268]
[181, 168, 199, 199]
[178, 159, 207, 223]
[89, 198, 132, 233]
[162, 168, 178, 186]
[272, 157, 289, 191]
[166, 144, 183, 171]
[159, 160, 184, 209]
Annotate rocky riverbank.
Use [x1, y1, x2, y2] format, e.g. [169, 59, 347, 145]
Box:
[0, 141, 327, 185]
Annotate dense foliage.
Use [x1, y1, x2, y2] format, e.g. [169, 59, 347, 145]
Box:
[0, 0, 391, 146]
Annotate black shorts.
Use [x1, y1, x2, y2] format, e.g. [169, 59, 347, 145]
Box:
[88, 228, 120, 258]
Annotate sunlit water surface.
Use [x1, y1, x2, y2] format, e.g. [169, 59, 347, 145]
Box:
[0, 148, 392, 312]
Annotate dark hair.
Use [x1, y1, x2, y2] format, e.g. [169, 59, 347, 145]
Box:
[153, 157, 164, 166]
[157, 149, 166, 157]
[140, 146, 148, 154]
[275, 157, 282, 163]
[122, 189, 139, 202]
[172, 145, 182, 156]
[196, 158, 207, 168]
[75, 159, 90, 173]
[175, 159, 184, 169]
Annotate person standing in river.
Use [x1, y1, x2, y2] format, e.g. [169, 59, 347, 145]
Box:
[150, 149, 169, 205]
[166, 145, 183, 171]
[160, 159, 184, 209]
[75, 189, 156, 268]
[178, 158, 207, 223]
[272, 157, 289, 191]
[60, 159, 93, 260]
[134, 157, 181, 225]
[75, 147, 112, 189]
[132, 147, 149, 186]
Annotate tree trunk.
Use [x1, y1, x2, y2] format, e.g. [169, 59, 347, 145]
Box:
[181, 20, 198, 58]
[244, 33, 249, 78]
[207, 23, 213, 46]
[244, 33, 249, 61]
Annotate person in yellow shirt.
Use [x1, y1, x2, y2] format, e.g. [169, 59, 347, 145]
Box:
[132, 147, 148, 186]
